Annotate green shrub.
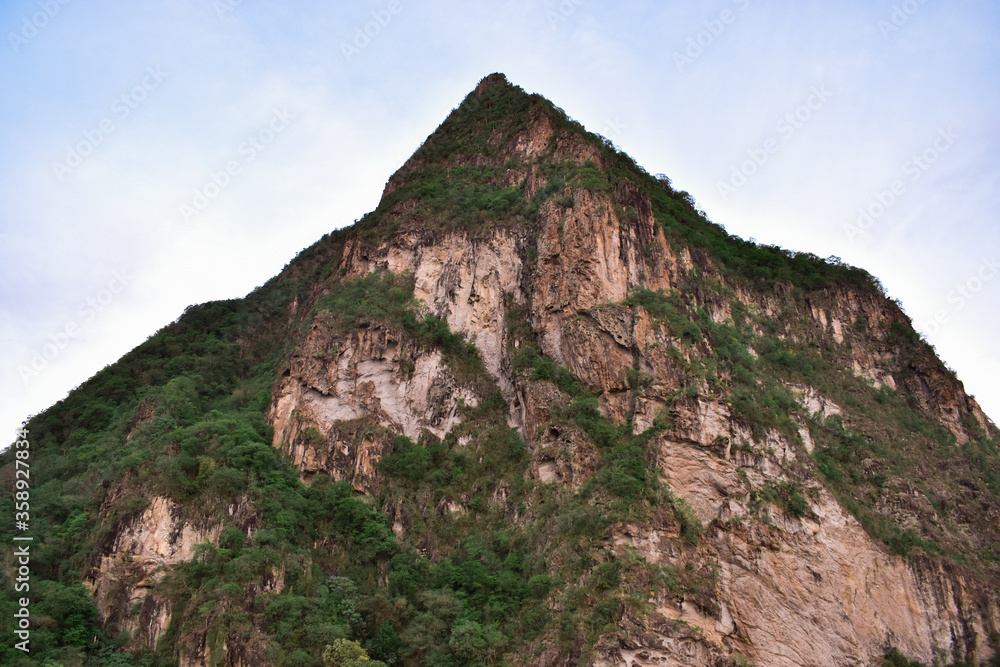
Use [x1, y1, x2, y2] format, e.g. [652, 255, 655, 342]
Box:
[673, 497, 703, 546]
[625, 288, 702, 344]
[888, 321, 920, 345]
[882, 646, 924, 667]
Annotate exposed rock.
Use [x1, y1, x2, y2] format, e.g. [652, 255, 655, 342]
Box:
[87, 496, 223, 650]
[789, 384, 842, 420]
[70, 74, 1000, 667]
[317, 150, 999, 665]
[125, 397, 156, 440]
[270, 323, 478, 491]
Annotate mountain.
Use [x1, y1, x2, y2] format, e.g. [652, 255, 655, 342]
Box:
[3, 73, 999, 667]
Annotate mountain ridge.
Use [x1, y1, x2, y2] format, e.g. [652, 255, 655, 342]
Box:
[2, 73, 998, 667]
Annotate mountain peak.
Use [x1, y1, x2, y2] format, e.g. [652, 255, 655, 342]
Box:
[370, 73, 612, 236]
[474, 71, 515, 94]
[405, 73, 541, 166]
[8, 72, 1000, 667]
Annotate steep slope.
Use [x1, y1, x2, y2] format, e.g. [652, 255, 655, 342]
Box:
[2, 73, 999, 667]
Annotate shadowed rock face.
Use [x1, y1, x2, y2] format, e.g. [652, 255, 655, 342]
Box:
[79, 74, 998, 666]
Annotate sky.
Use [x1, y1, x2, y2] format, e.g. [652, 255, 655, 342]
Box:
[1, 0, 998, 443]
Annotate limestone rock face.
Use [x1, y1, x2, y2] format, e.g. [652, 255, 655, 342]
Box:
[270, 321, 478, 492]
[290, 195, 996, 667]
[357, 229, 524, 397]
[275, 102, 997, 663]
[88, 496, 211, 648]
[644, 428, 998, 667]
[87, 496, 242, 662]
[86, 489, 264, 666]
[76, 75, 999, 666]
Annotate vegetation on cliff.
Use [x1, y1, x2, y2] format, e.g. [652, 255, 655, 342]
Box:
[2, 73, 998, 666]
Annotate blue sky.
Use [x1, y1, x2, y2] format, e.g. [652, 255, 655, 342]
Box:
[2, 0, 998, 441]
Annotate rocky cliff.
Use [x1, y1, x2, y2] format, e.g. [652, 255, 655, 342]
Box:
[4, 73, 998, 667]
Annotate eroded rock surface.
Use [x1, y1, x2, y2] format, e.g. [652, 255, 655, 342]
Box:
[79, 75, 1000, 666]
